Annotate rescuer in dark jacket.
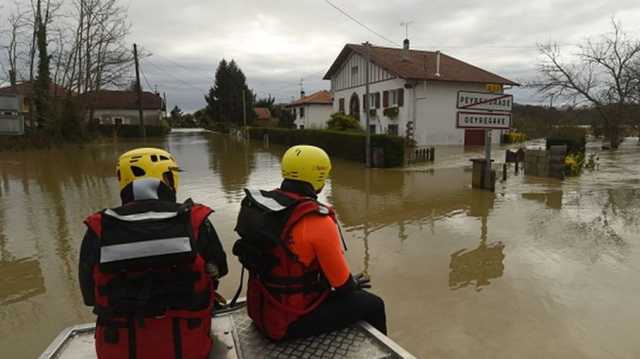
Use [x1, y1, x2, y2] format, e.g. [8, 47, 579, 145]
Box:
[79, 147, 227, 359]
[234, 145, 386, 341]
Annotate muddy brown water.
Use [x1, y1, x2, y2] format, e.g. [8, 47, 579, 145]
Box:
[1, 130, 640, 358]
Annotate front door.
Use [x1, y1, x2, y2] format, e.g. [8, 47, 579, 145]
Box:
[464, 129, 485, 146]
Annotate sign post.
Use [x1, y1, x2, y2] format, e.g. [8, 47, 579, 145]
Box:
[456, 90, 513, 191]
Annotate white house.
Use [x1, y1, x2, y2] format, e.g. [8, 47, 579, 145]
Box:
[323, 41, 519, 146]
[80, 90, 164, 126]
[287, 90, 333, 129]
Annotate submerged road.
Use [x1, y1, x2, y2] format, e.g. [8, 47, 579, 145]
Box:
[1, 130, 640, 358]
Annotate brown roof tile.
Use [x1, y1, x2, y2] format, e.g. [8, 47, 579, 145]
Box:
[254, 107, 271, 121]
[287, 90, 333, 107]
[323, 44, 519, 86]
[0, 81, 68, 97]
[79, 90, 162, 110]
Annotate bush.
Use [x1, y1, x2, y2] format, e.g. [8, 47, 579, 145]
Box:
[564, 152, 585, 176]
[326, 113, 362, 132]
[503, 131, 527, 144]
[247, 127, 405, 167]
[546, 127, 587, 154]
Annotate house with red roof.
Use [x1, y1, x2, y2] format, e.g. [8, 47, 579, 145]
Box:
[323, 40, 519, 145]
[78, 90, 164, 126]
[286, 90, 333, 129]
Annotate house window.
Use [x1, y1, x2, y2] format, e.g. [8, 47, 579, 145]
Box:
[351, 66, 358, 86]
[299, 124, 305, 130]
[369, 125, 376, 135]
[390, 90, 398, 106]
[299, 107, 305, 118]
[339, 98, 345, 113]
[388, 124, 398, 136]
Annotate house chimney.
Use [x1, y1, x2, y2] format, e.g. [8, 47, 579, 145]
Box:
[435, 50, 441, 77]
[402, 38, 410, 60]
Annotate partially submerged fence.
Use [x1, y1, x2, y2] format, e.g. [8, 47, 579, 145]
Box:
[406, 146, 435, 164]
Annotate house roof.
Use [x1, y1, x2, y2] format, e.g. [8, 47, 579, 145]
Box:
[0, 81, 68, 97]
[79, 90, 162, 110]
[287, 90, 333, 107]
[254, 107, 271, 121]
[323, 44, 519, 86]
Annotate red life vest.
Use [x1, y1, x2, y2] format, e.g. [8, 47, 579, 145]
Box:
[234, 189, 336, 340]
[84, 199, 214, 359]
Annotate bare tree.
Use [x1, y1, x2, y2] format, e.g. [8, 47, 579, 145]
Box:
[536, 19, 640, 148]
[2, 5, 28, 86]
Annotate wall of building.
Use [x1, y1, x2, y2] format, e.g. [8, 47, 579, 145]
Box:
[413, 81, 500, 145]
[293, 104, 333, 129]
[90, 109, 162, 126]
[330, 52, 396, 92]
[332, 77, 408, 135]
[332, 77, 505, 146]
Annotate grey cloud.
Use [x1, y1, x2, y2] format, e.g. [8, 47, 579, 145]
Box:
[2, 0, 639, 111]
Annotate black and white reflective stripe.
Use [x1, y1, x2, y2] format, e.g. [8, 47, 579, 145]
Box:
[247, 189, 287, 211]
[100, 237, 192, 263]
[103, 209, 179, 222]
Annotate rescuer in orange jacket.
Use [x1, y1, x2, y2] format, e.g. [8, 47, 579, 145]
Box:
[234, 145, 386, 340]
[79, 148, 228, 359]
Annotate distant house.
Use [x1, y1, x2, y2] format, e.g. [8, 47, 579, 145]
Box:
[286, 90, 333, 129]
[0, 81, 68, 126]
[323, 41, 519, 146]
[79, 90, 164, 126]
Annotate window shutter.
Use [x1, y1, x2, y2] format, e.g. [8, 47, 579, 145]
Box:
[398, 88, 405, 107]
[375, 93, 381, 108]
[362, 94, 367, 111]
[383, 91, 389, 107]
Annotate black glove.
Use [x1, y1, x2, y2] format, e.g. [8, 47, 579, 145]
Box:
[353, 272, 371, 289]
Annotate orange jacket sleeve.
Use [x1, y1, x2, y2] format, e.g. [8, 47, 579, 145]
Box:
[289, 214, 351, 288]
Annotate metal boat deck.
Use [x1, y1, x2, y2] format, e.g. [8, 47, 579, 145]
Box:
[40, 304, 415, 359]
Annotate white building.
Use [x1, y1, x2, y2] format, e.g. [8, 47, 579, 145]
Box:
[323, 41, 518, 146]
[80, 90, 164, 126]
[287, 90, 333, 129]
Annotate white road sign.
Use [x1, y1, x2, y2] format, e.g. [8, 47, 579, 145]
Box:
[457, 91, 513, 112]
[456, 111, 511, 130]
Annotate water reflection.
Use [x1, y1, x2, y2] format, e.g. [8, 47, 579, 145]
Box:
[207, 134, 256, 201]
[522, 191, 563, 209]
[449, 191, 506, 291]
[0, 257, 45, 305]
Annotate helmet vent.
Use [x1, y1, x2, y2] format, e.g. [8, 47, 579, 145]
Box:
[160, 155, 169, 161]
[130, 166, 146, 177]
[150, 155, 158, 162]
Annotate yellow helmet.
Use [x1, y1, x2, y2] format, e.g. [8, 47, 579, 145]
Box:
[281, 145, 332, 192]
[116, 148, 180, 192]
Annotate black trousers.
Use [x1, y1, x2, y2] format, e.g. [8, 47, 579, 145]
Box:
[285, 289, 387, 339]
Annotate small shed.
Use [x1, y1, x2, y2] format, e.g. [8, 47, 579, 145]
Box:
[0, 94, 25, 135]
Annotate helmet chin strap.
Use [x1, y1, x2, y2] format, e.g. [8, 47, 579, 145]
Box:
[120, 178, 176, 204]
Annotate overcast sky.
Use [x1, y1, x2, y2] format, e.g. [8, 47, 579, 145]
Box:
[3, 0, 640, 111]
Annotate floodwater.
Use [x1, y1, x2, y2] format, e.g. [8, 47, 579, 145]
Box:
[2, 130, 640, 358]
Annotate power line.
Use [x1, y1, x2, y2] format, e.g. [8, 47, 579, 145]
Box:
[139, 64, 154, 91]
[142, 58, 209, 93]
[323, 0, 400, 46]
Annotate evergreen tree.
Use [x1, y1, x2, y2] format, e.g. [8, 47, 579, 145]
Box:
[255, 95, 275, 110]
[170, 105, 183, 127]
[33, 1, 50, 130]
[205, 59, 256, 126]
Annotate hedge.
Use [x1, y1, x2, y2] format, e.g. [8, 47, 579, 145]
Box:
[546, 127, 587, 154]
[95, 124, 170, 138]
[247, 127, 406, 167]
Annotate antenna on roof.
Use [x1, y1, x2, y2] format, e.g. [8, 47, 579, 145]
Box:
[299, 78, 305, 99]
[400, 21, 413, 40]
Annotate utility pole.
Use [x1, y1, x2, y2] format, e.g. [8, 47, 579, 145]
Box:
[364, 41, 371, 168]
[133, 43, 145, 138]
